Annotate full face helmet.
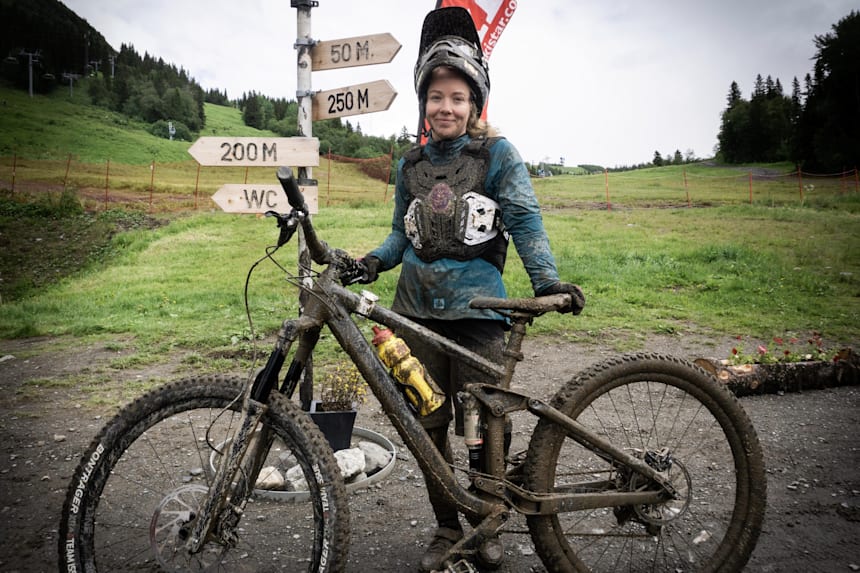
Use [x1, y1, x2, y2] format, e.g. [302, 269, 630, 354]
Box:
[414, 7, 490, 115]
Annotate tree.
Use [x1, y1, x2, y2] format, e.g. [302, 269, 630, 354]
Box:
[652, 151, 663, 166]
[796, 10, 860, 171]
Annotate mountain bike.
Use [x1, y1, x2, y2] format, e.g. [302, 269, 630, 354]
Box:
[59, 167, 766, 572]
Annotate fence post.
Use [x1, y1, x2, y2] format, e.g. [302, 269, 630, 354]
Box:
[383, 144, 394, 202]
[104, 158, 110, 209]
[684, 167, 690, 207]
[797, 166, 804, 203]
[11, 153, 16, 192]
[327, 147, 332, 206]
[149, 160, 156, 211]
[63, 153, 72, 192]
[604, 168, 611, 211]
[749, 171, 753, 204]
[194, 163, 201, 209]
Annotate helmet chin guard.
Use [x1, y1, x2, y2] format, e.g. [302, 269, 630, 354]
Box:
[415, 7, 490, 115]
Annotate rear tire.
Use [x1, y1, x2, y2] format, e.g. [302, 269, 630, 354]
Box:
[523, 353, 765, 572]
[58, 375, 349, 572]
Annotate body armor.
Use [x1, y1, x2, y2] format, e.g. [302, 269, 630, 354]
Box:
[402, 137, 508, 271]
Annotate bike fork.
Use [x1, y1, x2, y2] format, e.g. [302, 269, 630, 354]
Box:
[186, 398, 268, 553]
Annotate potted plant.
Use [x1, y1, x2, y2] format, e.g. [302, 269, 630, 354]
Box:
[309, 361, 367, 451]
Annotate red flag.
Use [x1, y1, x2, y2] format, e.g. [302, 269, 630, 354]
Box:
[436, 0, 518, 60]
[419, 1, 517, 141]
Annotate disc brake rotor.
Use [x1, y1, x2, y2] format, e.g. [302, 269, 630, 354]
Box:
[150, 484, 225, 572]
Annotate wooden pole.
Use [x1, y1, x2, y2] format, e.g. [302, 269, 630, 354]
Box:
[11, 153, 16, 192]
[797, 166, 804, 203]
[604, 168, 611, 211]
[104, 159, 110, 210]
[684, 167, 690, 207]
[749, 171, 753, 204]
[383, 144, 394, 202]
[63, 153, 72, 192]
[327, 146, 332, 206]
[149, 160, 156, 211]
[194, 163, 201, 209]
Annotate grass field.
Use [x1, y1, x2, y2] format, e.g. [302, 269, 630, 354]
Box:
[1, 82, 858, 376]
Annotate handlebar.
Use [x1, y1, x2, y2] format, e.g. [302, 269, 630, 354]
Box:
[272, 168, 368, 285]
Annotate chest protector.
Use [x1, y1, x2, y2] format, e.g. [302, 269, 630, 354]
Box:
[401, 137, 509, 272]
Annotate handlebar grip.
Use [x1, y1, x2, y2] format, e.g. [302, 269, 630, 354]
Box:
[276, 167, 308, 213]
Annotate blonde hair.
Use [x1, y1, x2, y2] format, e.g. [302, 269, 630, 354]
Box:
[466, 102, 499, 138]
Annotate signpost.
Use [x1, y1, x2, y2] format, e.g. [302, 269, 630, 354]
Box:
[212, 183, 319, 214]
[187, 5, 400, 406]
[311, 33, 401, 71]
[312, 80, 397, 121]
[188, 137, 319, 167]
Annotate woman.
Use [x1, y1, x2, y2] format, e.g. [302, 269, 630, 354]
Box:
[360, 7, 585, 571]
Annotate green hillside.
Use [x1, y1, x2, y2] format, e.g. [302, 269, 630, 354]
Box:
[0, 83, 275, 164]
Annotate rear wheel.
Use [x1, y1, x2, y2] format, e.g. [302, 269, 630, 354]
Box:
[59, 375, 349, 572]
[523, 353, 765, 572]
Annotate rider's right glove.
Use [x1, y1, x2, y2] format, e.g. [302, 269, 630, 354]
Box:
[536, 281, 586, 315]
[356, 255, 381, 284]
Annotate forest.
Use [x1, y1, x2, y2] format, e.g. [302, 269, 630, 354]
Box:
[2, 1, 857, 172]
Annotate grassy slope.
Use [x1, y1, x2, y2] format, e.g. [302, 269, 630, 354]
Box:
[0, 81, 857, 360]
[0, 82, 277, 164]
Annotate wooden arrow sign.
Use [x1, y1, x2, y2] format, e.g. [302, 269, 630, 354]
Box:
[188, 137, 319, 167]
[212, 183, 319, 214]
[312, 33, 401, 71]
[312, 80, 397, 121]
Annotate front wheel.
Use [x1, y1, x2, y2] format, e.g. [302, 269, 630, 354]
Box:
[523, 353, 766, 572]
[59, 375, 350, 572]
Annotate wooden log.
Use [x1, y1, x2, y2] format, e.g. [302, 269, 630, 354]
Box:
[694, 348, 859, 396]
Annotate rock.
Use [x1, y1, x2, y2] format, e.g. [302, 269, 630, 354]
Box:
[0, 355, 15, 364]
[286, 464, 308, 491]
[358, 440, 391, 474]
[255, 466, 285, 490]
[334, 448, 366, 480]
[53, 434, 66, 443]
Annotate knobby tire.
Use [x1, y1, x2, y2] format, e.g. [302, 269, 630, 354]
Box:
[523, 352, 766, 573]
[58, 375, 350, 572]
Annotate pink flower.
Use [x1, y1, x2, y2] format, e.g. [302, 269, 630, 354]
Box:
[773, 337, 784, 345]
[757, 345, 768, 355]
[732, 348, 739, 356]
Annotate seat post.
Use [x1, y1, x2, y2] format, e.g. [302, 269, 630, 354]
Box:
[500, 314, 531, 389]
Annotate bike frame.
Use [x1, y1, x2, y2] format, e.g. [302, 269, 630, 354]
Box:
[192, 169, 678, 553]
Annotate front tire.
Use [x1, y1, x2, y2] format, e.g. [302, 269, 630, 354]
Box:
[59, 375, 349, 572]
[523, 353, 766, 572]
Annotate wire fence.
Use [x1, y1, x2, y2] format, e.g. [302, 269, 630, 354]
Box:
[0, 151, 395, 212]
[537, 165, 859, 210]
[1, 153, 857, 212]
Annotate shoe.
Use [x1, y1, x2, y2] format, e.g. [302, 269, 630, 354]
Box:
[419, 527, 463, 573]
[476, 535, 504, 570]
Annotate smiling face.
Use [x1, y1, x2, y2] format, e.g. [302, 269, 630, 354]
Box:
[424, 67, 473, 141]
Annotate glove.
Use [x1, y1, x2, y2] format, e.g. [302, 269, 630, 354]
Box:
[537, 281, 586, 315]
[356, 255, 381, 284]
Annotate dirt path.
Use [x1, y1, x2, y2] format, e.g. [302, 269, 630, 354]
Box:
[0, 334, 858, 572]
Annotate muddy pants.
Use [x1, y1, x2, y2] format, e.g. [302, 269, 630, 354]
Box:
[402, 318, 505, 530]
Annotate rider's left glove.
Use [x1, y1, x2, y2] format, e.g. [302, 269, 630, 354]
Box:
[536, 281, 586, 315]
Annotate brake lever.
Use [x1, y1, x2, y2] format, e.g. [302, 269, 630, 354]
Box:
[264, 209, 300, 247]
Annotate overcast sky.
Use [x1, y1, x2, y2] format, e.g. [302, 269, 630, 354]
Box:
[63, 0, 856, 167]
